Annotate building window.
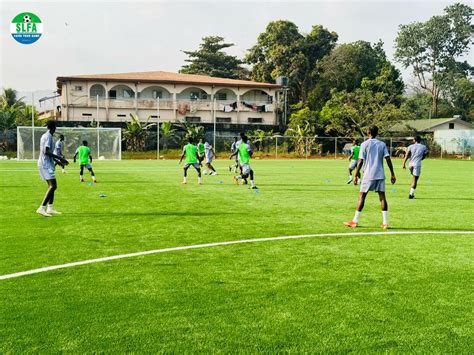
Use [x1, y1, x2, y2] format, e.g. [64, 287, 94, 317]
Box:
[150, 115, 158, 118]
[117, 114, 126, 117]
[248, 117, 263, 123]
[82, 113, 92, 116]
[267, 96, 273, 103]
[123, 89, 134, 99]
[449, 123, 454, 129]
[216, 93, 227, 101]
[153, 90, 163, 99]
[109, 90, 117, 99]
[216, 117, 231, 123]
[185, 116, 201, 123]
[190, 92, 200, 101]
[74, 85, 83, 92]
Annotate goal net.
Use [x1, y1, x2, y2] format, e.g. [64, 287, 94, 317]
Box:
[17, 126, 122, 160]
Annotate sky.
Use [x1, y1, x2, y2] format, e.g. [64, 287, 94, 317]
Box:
[0, 0, 471, 106]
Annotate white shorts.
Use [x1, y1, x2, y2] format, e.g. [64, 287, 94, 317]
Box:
[410, 165, 421, 177]
[348, 160, 357, 170]
[39, 166, 56, 180]
[360, 179, 385, 193]
[206, 156, 213, 164]
[241, 164, 251, 175]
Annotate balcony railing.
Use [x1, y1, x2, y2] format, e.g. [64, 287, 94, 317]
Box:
[80, 98, 277, 112]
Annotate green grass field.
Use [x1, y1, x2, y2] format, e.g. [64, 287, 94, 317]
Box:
[1, 159, 473, 352]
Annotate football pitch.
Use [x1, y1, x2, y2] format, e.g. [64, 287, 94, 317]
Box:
[1, 159, 473, 352]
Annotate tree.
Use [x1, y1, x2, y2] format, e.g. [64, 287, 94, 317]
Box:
[311, 41, 404, 111]
[1, 88, 25, 109]
[246, 21, 338, 104]
[122, 114, 155, 151]
[0, 106, 17, 150]
[320, 75, 415, 137]
[160, 121, 177, 151]
[179, 123, 205, 144]
[285, 122, 315, 157]
[180, 36, 248, 79]
[15, 105, 41, 126]
[395, 3, 473, 117]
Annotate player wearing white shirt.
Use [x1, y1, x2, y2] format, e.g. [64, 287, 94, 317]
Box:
[344, 125, 396, 229]
[203, 141, 217, 176]
[53, 134, 66, 173]
[402, 136, 428, 199]
[36, 121, 69, 217]
[228, 137, 239, 173]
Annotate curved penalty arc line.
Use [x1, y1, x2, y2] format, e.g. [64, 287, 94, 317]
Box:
[1, 230, 473, 281]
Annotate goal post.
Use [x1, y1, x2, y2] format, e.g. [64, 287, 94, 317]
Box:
[17, 126, 122, 160]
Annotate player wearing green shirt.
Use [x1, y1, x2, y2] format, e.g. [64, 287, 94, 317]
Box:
[230, 133, 257, 189]
[179, 137, 202, 185]
[347, 139, 361, 184]
[73, 140, 97, 183]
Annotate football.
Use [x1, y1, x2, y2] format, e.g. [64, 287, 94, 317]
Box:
[23, 15, 31, 23]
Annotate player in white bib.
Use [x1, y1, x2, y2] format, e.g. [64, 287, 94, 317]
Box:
[53, 134, 66, 173]
[402, 136, 428, 199]
[36, 121, 69, 217]
[203, 141, 217, 175]
[344, 125, 396, 229]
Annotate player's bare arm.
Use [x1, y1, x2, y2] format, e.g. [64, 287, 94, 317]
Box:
[386, 156, 396, 184]
[402, 150, 411, 169]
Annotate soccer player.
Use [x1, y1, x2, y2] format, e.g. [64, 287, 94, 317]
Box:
[204, 140, 217, 175]
[347, 139, 360, 184]
[229, 137, 239, 173]
[73, 140, 97, 183]
[230, 134, 258, 189]
[344, 125, 396, 229]
[197, 138, 205, 166]
[36, 120, 69, 217]
[179, 137, 202, 185]
[402, 135, 428, 199]
[53, 134, 66, 173]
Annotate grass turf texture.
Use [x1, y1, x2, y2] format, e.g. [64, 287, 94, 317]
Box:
[1, 159, 473, 352]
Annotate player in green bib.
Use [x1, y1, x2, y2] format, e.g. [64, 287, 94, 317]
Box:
[179, 137, 202, 185]
[230, 134, 257, 189]
[347, 139, 360, 184]
[197, 139, 205, 166]
[73, 140, 97, 183]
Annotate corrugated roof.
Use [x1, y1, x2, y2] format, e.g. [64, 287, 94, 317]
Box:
[390, 118, 473, 132]
[57, 71, 281, 89]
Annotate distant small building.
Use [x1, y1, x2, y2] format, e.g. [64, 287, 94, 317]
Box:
[56, 71, 283, 127]
[390, 117, 473, 154]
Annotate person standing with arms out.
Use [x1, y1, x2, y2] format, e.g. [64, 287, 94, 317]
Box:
[53, 134, 66, 173]
[73, 141, 97, 183]
[36, 120, 69, 217]
[179, 137, 202, 185]
[230, 134, 258, 189]
[402, 135, 428, 199]
[344, 125, 396, 230]
[347, 139, 361, 184]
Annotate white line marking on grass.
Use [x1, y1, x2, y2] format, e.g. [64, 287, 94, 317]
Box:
[1, 231, 473, 281]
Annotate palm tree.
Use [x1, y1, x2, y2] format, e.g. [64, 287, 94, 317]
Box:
[0, 106, 18, 150]
[122, 114, 156, 151]
[1, 88, 25, 108]
[160, 121, 177, 151]
[285, 122, 315, 157]
[179, 122, 205, 144]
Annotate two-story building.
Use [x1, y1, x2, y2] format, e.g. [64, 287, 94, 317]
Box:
[56, 71, 283, 128]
